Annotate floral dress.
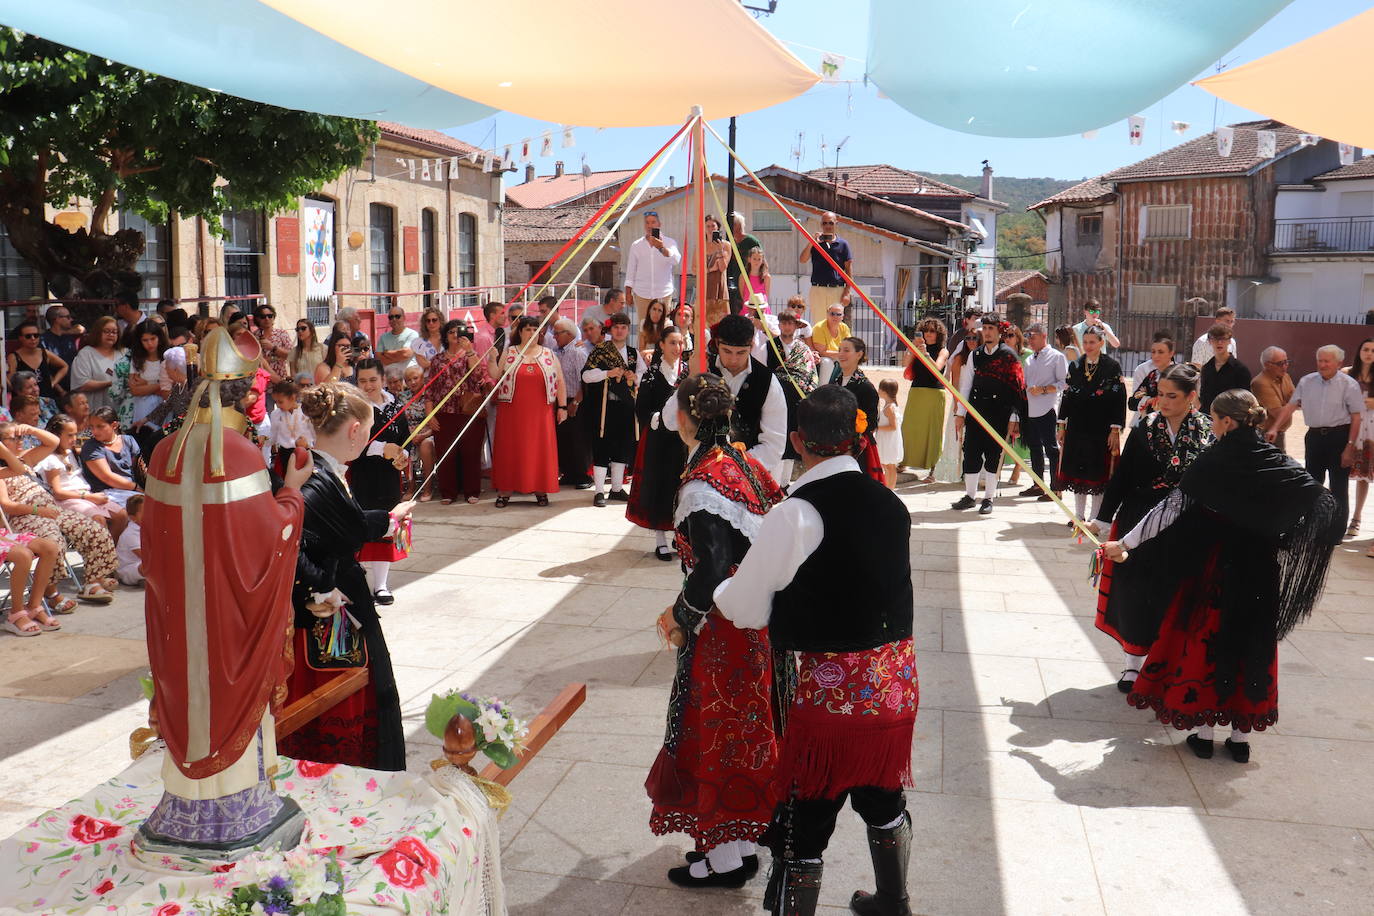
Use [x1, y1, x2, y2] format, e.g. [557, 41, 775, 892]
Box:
[2, 474, 117, 583]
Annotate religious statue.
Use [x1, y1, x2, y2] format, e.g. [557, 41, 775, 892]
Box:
[134, 326, 311, 861]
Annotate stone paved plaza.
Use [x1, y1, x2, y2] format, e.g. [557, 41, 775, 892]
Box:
[1, 475, 1372, 915]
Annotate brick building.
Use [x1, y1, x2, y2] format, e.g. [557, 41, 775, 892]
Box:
[1031, 119, 1345, 322]
[994, 269, 1048, 306]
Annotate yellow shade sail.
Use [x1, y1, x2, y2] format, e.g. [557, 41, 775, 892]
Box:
[258, 0, 819, 127]
[1194, 7, 1374, 149]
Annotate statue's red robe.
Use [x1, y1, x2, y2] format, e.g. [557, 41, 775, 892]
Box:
[143, 423, 302, 780]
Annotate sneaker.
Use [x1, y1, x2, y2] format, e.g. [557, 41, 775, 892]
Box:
[608, 489, 629, 502]
[951, 495, 977, 511]
[979, 498, 993, 515]
[592, 493, 607, 508]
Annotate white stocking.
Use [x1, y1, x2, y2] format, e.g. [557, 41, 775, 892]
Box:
[982, 469, 998, 498]
[610, 462, 627, 492]
[367, 561, 391, 593]
[735, 839, 756, 859]
[654, 530, 669, 550]
[689, 842, 744, 878]
[1074, 492, 1088, 519]
[964, 473, 980, 499]
[1122, 653, 1145, 680]
[1229, 726, 1248, 744]
[1089, 492, 1104, 522]
[1196, 724, 1215, 741]
[593, 465, 607, 495]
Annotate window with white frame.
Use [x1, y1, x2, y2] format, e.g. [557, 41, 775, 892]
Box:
[752, 209, 790, 232]
[1141, 205, 1192, 240]
[1127, 283, 1178, 313]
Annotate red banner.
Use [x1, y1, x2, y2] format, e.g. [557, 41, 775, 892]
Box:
[275, 217, 300, 275]
[402, 225, 419, 274]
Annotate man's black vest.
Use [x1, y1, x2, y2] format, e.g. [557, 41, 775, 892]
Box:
[770, 470, 913, 652]
[710, 356, 771, 450]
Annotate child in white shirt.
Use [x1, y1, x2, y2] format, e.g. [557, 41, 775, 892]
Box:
[269, 379, 313, 475]
[115, 494, 145, 586]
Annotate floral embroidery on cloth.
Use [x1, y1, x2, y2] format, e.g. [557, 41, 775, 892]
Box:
[1143, 410, 1213, 491]
[0, 751, 499, 915]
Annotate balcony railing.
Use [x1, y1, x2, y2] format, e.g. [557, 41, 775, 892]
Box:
[1273, 216, 1374, 253]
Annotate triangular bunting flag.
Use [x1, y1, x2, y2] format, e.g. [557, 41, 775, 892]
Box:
[1216, 126, 1234, 157]
[1256, 130, 1276, 160]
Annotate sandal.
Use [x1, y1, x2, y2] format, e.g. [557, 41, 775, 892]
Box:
[1347, 518, 1361, 538]
[465, 496, 479, 505]
[3, 610, 42, 637]
[47, 596, 79, 615]
[494, 495, 510, 508]
[29, 607, 61, 631]
[78, 584, 115, 605]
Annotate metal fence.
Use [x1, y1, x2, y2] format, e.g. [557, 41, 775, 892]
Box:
[1274, 217, 1374, 253]
[1044, 303, 1192, 377]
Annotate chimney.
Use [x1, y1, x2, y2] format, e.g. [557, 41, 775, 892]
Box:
[980, 160, 993, 200]
[524, 163, 535, 184]
[554, 160, 564, 178]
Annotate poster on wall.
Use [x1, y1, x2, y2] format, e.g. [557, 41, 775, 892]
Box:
[304, 199, 336, 302]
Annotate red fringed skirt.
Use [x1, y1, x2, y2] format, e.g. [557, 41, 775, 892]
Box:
[277, 629, 381, 769]
[779, 638, 918, 801]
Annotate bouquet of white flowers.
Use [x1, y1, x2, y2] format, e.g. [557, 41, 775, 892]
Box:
[198, 847, 344, 916]
[425, 691, 530, 769]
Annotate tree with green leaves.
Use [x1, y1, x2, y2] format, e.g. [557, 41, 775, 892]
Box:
[0, 28, 379, 300]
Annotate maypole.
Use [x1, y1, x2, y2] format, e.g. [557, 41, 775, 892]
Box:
[691, 105, 708, 373]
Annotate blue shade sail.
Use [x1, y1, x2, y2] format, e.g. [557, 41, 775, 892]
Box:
[0, 0, 495, 128]
[867, 0, 1294, 137]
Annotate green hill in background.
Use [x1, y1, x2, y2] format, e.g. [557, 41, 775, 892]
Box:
[927, 173, 1079, 271]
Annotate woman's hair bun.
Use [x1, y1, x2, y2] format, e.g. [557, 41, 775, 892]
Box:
[1248, 404, 1269, 425]
[676, 373, 734, 423]
[300, 385, 338, 426]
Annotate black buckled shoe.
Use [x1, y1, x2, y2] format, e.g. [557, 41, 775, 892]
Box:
[373, 588, 394, 606]
[1116, 669, 1139, 693]
[1186, 733, 1214, 759]
[1224, 737, 1251, 763]
[978, 498, 993, 515]
[950, 495, 977, 511]
[608, 488, 629, 502]
[685, 849, 759, 877]
[655, 546, 675, 561]
[667, 859, 751, 889]
[592, 492, 607, 508]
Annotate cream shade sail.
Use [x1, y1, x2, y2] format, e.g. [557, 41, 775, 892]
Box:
[1194, 7, 1374, 149]
[258, 0, 819, 127]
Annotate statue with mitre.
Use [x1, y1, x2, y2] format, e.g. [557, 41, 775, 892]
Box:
[134, 325, 313, 860]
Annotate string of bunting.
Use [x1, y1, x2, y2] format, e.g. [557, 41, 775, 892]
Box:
[1115, 117, 1349, 162]
[390, 125, 584, 180]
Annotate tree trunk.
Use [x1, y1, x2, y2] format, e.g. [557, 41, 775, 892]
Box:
[0, 173, 144, 303]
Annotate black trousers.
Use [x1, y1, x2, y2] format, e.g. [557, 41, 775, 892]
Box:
[556, 403, 591, 485]
[961, 406, 1013, 475]
[590, 399, 636, 466]
[1021, 409, 1060, 489]
[1305, 425, 1351, 529]
[782, 787, 907, 860]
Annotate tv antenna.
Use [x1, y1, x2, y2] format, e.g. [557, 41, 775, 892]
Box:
[790, 131, 805, 171]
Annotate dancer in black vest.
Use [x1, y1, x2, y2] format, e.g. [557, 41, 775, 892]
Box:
[717, 384, 917, 916]
[581, 312, 638, 507]
[953, 314, 1027, 516]
[662, 313, 787, 482]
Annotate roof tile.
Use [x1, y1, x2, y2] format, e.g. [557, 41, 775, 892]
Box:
[502, 206, 611, 243]
[505, 169, 639, 209]
[805, 164, 975, 199]
[377, 121, 482, 157]
[1312, 156, 1374, 182]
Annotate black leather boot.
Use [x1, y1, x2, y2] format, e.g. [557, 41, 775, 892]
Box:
[764, 858, 823, 916]
[849, 811, 912, 916]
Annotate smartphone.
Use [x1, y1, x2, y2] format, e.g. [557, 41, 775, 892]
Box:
[819, 233, 833, 243]
[711, 230, 722, 243]
[651, 227, 662, 240]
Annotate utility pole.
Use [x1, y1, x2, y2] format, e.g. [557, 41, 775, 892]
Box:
[728, 1, 780, 222]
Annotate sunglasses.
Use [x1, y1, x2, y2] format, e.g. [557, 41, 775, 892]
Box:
[296, 325, 311, 331]
[1269, 359, 1291, 366]
[256, 312, 275, 319]
[828, 311, 844, 317]
[20, 332, 39, 339]
[822, 221, 836, 226]
[425, 316, 441, 322]
[389, 313, 404, 319]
